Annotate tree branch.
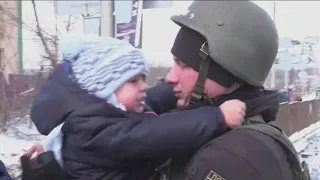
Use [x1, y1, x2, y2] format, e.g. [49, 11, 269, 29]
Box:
[31, 0, 57, 67]
[66, 15, 72, 32]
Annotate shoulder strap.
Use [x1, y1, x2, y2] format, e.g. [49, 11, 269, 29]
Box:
[237, 120, 311, 180]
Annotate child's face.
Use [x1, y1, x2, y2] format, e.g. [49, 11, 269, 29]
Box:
[115, 75, 148, 113]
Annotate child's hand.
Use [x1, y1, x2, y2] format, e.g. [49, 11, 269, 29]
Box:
[219, 99, 246, 128]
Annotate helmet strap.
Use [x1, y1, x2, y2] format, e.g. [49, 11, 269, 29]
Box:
[190, 42, 213, 105]
[190, 42, 242, 106]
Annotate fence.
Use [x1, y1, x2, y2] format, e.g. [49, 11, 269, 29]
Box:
[276, 100, 320, 136]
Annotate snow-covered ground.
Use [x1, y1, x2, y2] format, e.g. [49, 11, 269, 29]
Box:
[290, 121, 320, 179]
[0, 116, 44, 179]
[1, 115, 320, 179]
[302, 92, 318, 102]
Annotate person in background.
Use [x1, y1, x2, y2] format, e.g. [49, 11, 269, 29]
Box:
[279, 89, 289, 103]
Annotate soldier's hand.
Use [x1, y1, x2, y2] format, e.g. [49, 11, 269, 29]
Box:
[219, 99, 246, 128]
[24, 143, 45, 158]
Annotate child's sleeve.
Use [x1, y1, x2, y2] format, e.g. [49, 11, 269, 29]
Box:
[64, 105, 227, 166]
[145, 82, 178, 114]
[0, 160, 12, 180]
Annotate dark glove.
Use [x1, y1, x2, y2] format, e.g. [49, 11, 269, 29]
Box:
[21, 151, 66, 180]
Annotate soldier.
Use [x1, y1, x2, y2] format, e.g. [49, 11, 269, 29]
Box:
[158, 1, 311, 180]
[21, 1, 311, 180]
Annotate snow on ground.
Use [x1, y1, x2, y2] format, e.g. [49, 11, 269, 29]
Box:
[299, 132, 320, 179]
[290, 121, 320, 179]
[0, 115, 44, 179]
[1, 115, 320, 179]
[302, 92, 317, 102]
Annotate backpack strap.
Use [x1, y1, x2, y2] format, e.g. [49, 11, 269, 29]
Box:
[237, 120, 311, 180]
[241, 115, 264, 125]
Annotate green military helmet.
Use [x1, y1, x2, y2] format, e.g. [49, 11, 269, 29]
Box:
[171, 1, 279, 87]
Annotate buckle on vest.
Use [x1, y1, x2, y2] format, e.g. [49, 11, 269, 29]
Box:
[191, 92, 203, 104]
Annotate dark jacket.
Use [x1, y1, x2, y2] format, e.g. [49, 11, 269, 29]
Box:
[168, 86, 297, 180]
[279, 91, 289, 103]
[0, 160, 12, 180]
[30, 62, 227, 180]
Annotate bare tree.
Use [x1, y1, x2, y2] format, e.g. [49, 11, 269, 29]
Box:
[0, 1, 74, 132]
[31, 0, 57, 67]
[0, 2, 76, 178]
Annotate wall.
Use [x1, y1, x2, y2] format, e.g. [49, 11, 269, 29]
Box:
[276, 100, 320, 136]
[0, 1, 19, 81]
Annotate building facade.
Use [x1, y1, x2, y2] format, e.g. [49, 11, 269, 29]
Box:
[0, 0, 22, 82]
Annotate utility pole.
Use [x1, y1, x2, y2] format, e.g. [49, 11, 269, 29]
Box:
[100, 1, 114, 37]
[271, 1, 277, 89]
[273, 1, 276, 22]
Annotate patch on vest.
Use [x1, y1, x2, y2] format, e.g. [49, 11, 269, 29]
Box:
[205, 170, 225, 180]
[160, 172, 168, 180]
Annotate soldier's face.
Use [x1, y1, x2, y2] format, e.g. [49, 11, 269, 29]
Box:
[165, 57, 196, 107]
[165, 56, 228, 107]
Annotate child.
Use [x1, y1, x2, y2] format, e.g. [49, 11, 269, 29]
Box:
[24, 34, 245, 180]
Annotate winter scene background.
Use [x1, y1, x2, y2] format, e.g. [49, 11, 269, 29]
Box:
[1, 1, 320, 179]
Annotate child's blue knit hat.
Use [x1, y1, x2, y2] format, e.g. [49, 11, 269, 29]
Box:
[59, 33, 149, 108]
